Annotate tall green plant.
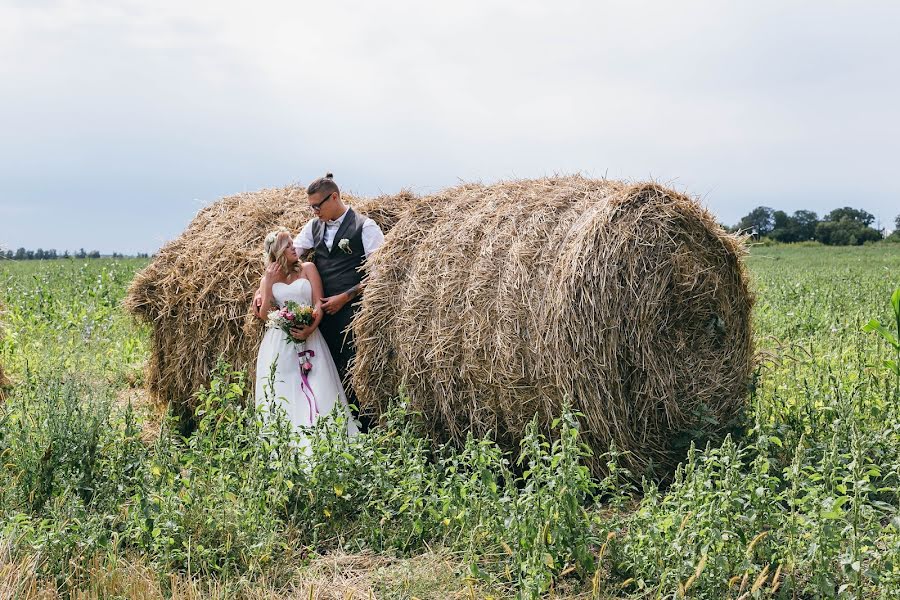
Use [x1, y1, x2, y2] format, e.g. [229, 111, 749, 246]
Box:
[862, 287, 900, 395]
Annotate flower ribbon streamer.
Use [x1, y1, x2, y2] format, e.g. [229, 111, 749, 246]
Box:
[297, 348, 319, 424]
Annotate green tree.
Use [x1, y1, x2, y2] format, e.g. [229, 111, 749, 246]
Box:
[792, 210, 819, 241]
[772, 210, 791, 230]
[769, 210, 819, 243]
[824, 207, 875, 226]
[770, 210, 797, 243]
[886, 214, 900, 242]
[816, 206, 882, 245]
[816, 220, 882, 246]
[737, 206, 775, 235]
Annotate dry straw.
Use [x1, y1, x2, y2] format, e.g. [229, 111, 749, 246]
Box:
[126, 176, 752, 479]
[353, 175, 753, 478]
[124, 185, 414, 415]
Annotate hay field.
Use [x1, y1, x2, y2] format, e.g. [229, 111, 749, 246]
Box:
[1, 244, 900, 599]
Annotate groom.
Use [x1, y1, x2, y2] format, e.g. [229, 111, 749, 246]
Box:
[292, 173, 384, 429]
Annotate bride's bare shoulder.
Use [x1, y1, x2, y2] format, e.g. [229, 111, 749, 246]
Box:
[300, 262, 322, 285]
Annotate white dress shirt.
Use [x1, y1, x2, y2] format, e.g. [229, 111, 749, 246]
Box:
[293, 208, 385, 257]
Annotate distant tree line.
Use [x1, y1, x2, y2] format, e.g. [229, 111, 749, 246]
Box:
[734, 207, 900, 245]
[1, 248, 151, 260]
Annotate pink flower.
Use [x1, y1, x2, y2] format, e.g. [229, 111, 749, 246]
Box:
[302, 361, 313, 373]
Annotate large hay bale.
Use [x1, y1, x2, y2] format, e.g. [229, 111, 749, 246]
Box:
[124, 185, 415, 413]
[353, 176, 753, 478]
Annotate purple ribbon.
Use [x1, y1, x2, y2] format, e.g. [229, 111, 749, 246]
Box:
[298, 348, 319, 425]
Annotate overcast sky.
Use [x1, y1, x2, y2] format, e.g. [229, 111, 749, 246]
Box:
[1, 1, 898, 254]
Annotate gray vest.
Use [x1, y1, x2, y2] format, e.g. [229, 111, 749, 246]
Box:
[310, 208, 367, 298]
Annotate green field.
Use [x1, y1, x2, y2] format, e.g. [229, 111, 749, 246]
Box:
[1, 245, 899, 599]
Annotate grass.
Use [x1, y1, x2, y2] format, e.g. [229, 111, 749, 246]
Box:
[1, 244, 900, 599]
[0, 550, 495, 599]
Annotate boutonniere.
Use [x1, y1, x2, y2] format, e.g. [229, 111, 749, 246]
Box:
[337, 238, 353, 254]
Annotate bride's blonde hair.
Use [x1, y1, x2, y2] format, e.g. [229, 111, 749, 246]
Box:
[263, 229, 301, 274]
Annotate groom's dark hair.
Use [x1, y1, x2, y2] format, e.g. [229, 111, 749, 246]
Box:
[307, 172, 339, 198]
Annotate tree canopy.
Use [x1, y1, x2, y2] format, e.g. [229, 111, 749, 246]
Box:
[735, 205, 884, 245]
[737, 206, 775, 235]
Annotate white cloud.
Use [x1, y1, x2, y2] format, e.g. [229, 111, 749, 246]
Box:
[1, 0, 898, 251]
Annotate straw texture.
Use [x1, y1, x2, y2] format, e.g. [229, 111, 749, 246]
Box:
[353, 176, 753, 478]
[124, 185, 413, 413]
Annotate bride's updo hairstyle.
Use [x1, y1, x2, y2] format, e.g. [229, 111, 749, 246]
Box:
[263, 228, 301, 275]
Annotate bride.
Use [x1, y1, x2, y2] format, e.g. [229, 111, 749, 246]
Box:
[253, 228, 359, 439]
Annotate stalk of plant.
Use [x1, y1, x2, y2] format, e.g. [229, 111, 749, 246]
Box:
[862, 287, 900, 399]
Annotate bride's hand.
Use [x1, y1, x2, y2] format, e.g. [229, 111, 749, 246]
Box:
[289, 324, 315, 341]
[263, 263, 280, 283]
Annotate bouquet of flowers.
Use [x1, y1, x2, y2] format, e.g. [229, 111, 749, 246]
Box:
[266, 300, 315, 345]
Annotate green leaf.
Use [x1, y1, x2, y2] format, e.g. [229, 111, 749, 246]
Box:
[892, 287, 900, 319]
[862, 319, 899, 348]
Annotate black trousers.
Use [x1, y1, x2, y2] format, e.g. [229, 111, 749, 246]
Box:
[319, 304, 372, 431]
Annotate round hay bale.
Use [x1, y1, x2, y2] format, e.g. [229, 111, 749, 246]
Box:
[353, 175, 753, 478]
[124, 185, 415, 414]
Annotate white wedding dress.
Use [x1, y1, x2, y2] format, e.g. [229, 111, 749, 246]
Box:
[255, 278, 359, 440]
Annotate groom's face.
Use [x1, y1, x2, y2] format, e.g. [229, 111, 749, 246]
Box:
[309, 191, 337, 220]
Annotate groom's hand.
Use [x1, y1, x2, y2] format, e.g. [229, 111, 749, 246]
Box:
[321, 292, 350, 315]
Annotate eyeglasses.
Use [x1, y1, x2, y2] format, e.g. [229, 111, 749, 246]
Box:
[309, 192, 333, 213]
